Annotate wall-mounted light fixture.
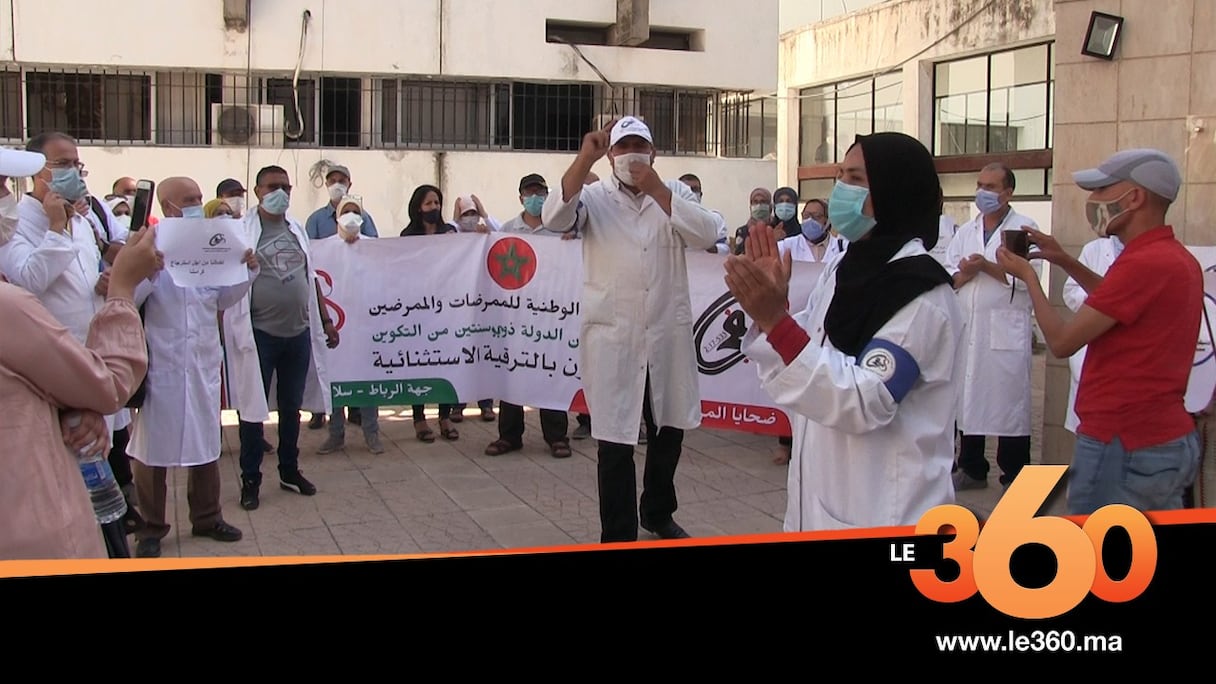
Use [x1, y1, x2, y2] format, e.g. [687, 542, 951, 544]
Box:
[1081, 11, 1124, 60]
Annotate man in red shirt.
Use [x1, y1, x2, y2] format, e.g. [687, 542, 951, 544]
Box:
[997, 148, 1202, 515]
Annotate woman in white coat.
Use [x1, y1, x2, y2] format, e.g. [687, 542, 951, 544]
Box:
[222, 166, 335, 511]
[126, 177, 257, 556]
[1062, 235, 1124, 433]
[725, 131, 963, 531]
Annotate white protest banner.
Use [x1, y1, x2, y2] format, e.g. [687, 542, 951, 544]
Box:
[310, 234, 822, 436]
[1185, 271, 1216, 413]
[156, 217, 250, 287]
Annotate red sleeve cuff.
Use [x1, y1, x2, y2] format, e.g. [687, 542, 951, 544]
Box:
[767, 314, 811, 365]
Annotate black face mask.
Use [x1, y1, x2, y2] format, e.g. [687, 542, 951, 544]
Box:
[422, 209, 442, 224]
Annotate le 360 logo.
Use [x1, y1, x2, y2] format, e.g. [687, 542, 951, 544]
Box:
[907, 465, 1156, 620]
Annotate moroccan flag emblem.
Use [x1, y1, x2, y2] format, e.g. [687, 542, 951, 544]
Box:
[487, 236, 538, 290]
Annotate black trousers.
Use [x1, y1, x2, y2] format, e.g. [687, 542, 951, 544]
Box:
[957, 433, 1031, 485]
[596, 373, 683, 543]
[498, 402, 568, 446]
[108, 427, 132, 488]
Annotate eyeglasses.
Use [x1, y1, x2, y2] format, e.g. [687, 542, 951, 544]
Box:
[46, 159, 85, 172]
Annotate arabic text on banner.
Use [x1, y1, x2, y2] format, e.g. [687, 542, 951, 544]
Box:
[156, 217, 251, 288]
[310, 234, 822, 436]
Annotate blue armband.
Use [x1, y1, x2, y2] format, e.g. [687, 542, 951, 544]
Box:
[857, 339, 920, 403]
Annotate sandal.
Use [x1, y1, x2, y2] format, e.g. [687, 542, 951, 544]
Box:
[415, 421, 436, 443]
[484, 439, 522, 456]
[440, 420, 459, 441]
[549, 440, 572, 459]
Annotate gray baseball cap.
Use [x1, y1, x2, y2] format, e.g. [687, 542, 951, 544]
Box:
[326, 164, 352, 181]
[1072, 148, 1182, 203]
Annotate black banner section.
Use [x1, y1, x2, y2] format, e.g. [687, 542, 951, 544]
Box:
[3, 521, 1213, 660]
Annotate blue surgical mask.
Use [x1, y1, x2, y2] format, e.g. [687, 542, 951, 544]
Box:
[975, 189, 1003, 215]
[523, 194, 545, 217]
[827, 181, 877, 241]
[775, 202, 797, 221]
[181, 204, 205, 219]
[260, 189, 290, 215]
[50, 167, 89, 202]
[801, 218, 827, 244]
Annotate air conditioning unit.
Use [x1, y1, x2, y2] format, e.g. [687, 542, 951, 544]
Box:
[211, 103, 286, 147]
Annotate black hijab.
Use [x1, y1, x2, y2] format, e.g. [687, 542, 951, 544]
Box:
[822, 132, 953, 359]
[770, 186, 801, 237]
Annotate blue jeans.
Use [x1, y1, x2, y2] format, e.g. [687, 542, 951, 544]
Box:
[238, 328, 312, 485]
[1067, 431, 1200, 516]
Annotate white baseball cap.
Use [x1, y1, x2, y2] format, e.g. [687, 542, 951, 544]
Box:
[0, 148, 46, 177]
[610, 116, 654, 147]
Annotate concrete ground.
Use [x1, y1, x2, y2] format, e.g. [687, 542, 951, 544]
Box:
[148, 353, 1046, 558]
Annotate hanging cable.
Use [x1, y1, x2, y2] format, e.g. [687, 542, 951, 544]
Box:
[551, 35, 620, 118]
[285, 10, 310, 140]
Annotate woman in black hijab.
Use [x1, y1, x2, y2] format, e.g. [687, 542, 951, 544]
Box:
[769, 186, 801, 240]
[722, 131, 963, 532]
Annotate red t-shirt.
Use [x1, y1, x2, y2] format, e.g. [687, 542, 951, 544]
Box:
[1075, 225, 1203, 451]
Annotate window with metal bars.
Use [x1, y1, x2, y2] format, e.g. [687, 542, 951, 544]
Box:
[8, 66, 731, 157]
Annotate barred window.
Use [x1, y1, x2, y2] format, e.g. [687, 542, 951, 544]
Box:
[26, 69, 151, 143]
[720, 94, 776, 159]
[6, 66, 724, 156]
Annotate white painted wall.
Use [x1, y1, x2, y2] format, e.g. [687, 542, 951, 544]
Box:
[6, 0, 779, 229]
[779, 0, 893, 35]
[8, 0, 776, 90]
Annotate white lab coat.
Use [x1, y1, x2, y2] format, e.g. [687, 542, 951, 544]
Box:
[221, 211, 331, 423]
[127, 265, 255, 467]
[1062, 236, 1124, 433]
[697, 208, 729, 254]
[778, 234, 845, 263]
[541, 176, 719, 445]
[0, 194, 129, 432]
[741, 240, 964, 531]
[944, 208, 1042, 436]
[0, 192, 19, 245]
[927, 215, 958, 268]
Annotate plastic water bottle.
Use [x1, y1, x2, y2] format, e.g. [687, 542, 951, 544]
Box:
[65, 411, 127, 525]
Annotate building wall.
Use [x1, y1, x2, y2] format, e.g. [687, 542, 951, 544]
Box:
[777, 0, 1055, 188]
[779, 0, 893, 33]
[2, 0, 779, 229]
[1044, 0, 1216, 465]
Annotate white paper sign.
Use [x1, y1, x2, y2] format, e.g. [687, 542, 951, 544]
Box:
[156, 217, 250, 287]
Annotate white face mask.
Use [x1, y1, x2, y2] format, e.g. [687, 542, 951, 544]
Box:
[115, 214, 132, 229]
[613, 153, 652, 186]
[459, 215, 480, 232]
[337, 212, 363, 234]
[328, 183, 349, 202]
[226, 196, 245, 216]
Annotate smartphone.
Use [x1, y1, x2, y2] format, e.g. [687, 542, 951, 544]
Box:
[1003, 229, 1030, 259]
[129, 179, 155, 231]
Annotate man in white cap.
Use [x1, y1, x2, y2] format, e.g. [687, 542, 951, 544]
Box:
[542, 115, 719, 542]
[996, 148, 1202, 515]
